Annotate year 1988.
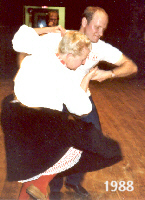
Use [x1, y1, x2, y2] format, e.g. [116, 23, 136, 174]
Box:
[104, 181, 134, 192]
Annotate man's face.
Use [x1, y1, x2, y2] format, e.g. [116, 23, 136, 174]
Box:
[83, 12, 108, 43]
[48, 13, 58, 27]
[66, 48, 90, 70]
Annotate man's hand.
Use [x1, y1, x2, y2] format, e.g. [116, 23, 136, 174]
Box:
[91, 54, 138, 83]
[48, 21, 54, 27]
[91, 69, 112, 82]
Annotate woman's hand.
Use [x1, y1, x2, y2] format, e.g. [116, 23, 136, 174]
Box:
[80, 67, 98, 92]
[55, 25, 66, 37]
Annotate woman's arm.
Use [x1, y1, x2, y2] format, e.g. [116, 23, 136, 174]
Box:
[12, 25, 63, 55]
[34, 25, 66, 36]
[80, 67, 98, 92]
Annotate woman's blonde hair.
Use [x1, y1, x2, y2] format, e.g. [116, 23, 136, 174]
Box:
[58, 31, 91, 56]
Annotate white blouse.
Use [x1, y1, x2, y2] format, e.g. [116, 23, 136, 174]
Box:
[14, 52, 92, 116]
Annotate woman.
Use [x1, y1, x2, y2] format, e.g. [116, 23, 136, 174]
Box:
[1, 30, 122, 200]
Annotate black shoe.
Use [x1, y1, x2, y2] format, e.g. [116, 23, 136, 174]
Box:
[49, 191, 62, 200]
[65, 183, 89, 197]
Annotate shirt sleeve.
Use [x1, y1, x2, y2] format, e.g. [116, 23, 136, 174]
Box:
[12, 25, 62, 54]
[98, 40, 122, 64]
[12, 25, 39, 54]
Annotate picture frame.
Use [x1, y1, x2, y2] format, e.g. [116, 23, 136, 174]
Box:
[24, 6, 65, 28]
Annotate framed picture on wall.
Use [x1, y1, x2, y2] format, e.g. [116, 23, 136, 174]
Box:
[24, 6, 65, 28]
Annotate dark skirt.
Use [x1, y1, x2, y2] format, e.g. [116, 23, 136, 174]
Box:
[1, 94, 122, 181]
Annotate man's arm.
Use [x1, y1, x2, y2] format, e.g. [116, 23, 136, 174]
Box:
[91, 54, 138, 82]
[112, 54, 138, 77]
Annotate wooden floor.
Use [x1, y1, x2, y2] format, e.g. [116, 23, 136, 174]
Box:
[0, 77, 145, 200]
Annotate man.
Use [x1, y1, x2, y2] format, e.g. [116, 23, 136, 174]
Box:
[12, 6, 137, 199]
[47, 10, 59, 27]
[49, 6, 138, 199]
[78, 6, 137, 81]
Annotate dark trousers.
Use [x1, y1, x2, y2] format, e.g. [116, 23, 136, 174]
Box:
[49, 96, 101, 191]
[81, 96, 102, 132]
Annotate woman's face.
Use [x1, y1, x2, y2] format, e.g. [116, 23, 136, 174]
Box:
[66, 48, 90, 70]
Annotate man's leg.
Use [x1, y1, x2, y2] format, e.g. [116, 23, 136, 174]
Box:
[49, 175, 63, 200]
[81, 96, 102, 131]
[65, 173, 84, 185]
[49, 176, 63, 192]
[65, 173, 89, 196]
[49, 97, 101, 197]
[64, 96, 101, 196]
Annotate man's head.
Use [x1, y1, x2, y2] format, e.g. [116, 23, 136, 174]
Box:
[47, 10, 59, 27]
[58, 31, 92, 70]
[80, 6, 109, 43]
